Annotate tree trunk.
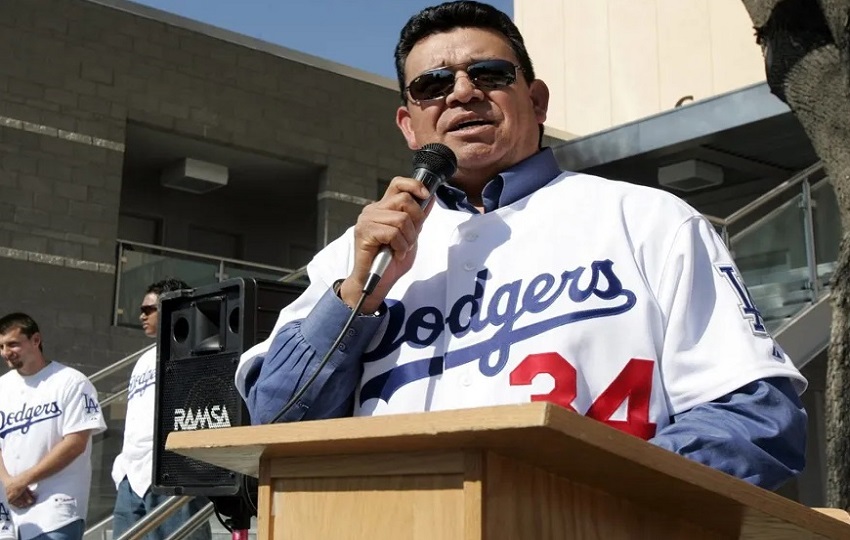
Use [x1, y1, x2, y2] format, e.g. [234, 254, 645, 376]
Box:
[740, 0, 850, 508]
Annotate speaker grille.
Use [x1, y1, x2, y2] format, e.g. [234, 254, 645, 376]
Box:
[156, 352, 242, 490]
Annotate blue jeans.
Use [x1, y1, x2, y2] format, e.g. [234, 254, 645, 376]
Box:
[112, 478, 211, 540]
[27, 519, 84, 540]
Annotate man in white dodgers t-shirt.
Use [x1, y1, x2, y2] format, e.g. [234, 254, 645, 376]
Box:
[0, 312, 106, 540]
[111, 278, 211, 540]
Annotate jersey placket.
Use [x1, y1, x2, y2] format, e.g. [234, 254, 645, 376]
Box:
[443, 214, 497, 409]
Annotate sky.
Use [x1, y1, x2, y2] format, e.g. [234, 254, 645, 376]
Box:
[132, 0, 514, 79]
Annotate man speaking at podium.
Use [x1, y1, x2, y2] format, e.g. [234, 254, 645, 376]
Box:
[235, 1, 807, 490]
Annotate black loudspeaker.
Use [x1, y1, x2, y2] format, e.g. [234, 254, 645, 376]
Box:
[152, 277, 304, 498]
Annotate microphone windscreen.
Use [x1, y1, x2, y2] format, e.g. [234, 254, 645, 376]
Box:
[413, 143, 457, 179]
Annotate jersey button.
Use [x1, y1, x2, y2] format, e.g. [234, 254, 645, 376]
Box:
[463, 262, 476, 271]
[460, 373, 472, 386]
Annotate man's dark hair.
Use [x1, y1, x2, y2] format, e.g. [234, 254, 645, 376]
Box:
[146, 278, 190, 296]
[394, 1, 536, 101]
[0, 312, 43, 351]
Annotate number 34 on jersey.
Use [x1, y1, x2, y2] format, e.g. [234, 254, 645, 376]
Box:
[509, 353, 657, 440]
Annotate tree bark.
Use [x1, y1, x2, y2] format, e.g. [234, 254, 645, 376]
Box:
[817, 0, 850, 51]
[740, 0, 850, 508]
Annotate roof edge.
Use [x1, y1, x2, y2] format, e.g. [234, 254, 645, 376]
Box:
[553, 82, 792, 170]
[85, 0, 398, 92]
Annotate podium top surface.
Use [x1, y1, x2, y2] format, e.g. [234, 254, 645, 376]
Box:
[168, 402, 850, 539]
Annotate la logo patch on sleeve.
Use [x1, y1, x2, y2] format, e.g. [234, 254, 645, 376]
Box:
[716, 264, 768, 336]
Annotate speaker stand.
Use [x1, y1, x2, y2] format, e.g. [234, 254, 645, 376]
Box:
[229, 514, 250, 540]
[222, 509, 250, 540]
[211, 495, 253, 540]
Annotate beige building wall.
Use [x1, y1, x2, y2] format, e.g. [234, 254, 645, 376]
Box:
[515, 0, 766, 136]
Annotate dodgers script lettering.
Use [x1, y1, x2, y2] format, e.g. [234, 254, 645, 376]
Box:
[127, 368, 156, 400]
[360, 259, 636, 404]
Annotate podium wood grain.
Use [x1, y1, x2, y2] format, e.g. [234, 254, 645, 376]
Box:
[168, 402, 850, 539]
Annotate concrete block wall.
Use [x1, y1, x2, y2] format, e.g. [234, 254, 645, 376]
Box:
[0, 0, 413, 373]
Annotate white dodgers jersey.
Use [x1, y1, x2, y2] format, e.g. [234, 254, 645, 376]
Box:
[0, 361, 106, 539]
[240, 172, 806, 440]
[111, 346, 157, 496]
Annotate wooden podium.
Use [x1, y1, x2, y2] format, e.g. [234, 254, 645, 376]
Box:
[167, 403, 850, 539]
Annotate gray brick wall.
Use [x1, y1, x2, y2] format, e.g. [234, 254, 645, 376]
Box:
[0, 0, 414, 373]
[0, 127, 122, 263]
[0, 257, 148, 374]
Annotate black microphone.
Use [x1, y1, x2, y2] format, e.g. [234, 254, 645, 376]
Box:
[362, 143, 457, 295]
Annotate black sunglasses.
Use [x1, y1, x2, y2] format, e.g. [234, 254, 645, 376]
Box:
[405, 59, 522, 104]
[139, 305, 158, 316]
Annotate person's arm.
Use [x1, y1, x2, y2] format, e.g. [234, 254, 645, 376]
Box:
[242, 176, 436, 424]
[646, 213, 808, 487]
[244, 287, 385, 424]
[650, 378, 806, 490]
[6, 431, 93, 489]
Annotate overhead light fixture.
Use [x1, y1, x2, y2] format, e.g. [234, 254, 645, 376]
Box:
[658, 159, 724, 193]
[161, 158, 229, 194]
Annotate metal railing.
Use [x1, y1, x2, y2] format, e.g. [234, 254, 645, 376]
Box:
[113, 239, 309, 326]
[704, 161, 839, 332]
[85, 495, 216, 540]
[84, 513, 115, 540]
[725, 162, 822, 227]
[89, 343, 155, 386]
[84, 496, 190, 540]
[164, 502, 215, 540]
[113, 496, 192, 540]
[706, 161, 824, 243]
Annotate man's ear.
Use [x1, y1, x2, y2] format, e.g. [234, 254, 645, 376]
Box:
[396, 106, 419, 150]
[31, 332, 41, 348]
[529, 79, 549, 125]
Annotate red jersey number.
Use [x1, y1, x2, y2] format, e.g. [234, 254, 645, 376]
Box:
[509, 353, 657, 439]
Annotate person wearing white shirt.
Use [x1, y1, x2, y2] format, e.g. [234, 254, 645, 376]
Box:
[111, 279, 211, 540]
[0, 313, 106, 540]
